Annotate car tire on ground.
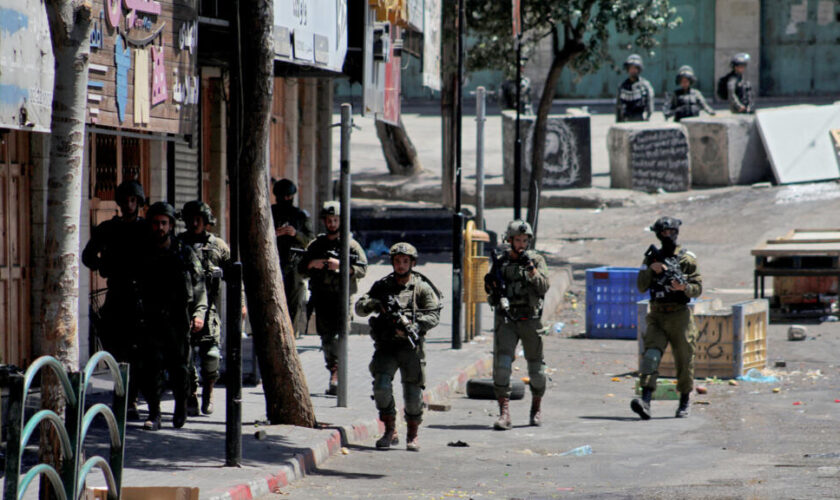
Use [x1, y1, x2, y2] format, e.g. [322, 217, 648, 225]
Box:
[465, 378, 526, 400]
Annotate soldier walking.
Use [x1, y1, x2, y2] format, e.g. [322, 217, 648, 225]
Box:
[138, 202, 207, 430]
[484, 220, 550, 430]
[299, 201, 367, 395]
[178, 201, 234, 416]
[632, 217, 703, 420]
[355, 243, 441, 451]
[663, 66, 715, 122]
[616, 54, 655, 122]
[271, 179, 314, 337]
[82, 180, 149, 420]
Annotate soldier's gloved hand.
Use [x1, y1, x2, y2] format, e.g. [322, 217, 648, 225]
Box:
[484, 274, 498, 293]
[191, 317, 205, 332]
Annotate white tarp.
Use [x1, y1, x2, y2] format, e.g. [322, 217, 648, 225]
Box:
[756, 104, 840, 184]
[274, 0, 348, 73]
[0, 0, 54, 132]
[422, 0, 441, 90]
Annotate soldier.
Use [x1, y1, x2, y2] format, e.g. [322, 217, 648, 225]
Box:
[719, 53, 753, 114]
[299, 201, 367, 395]
[271, 179, 314, 337]
[138, 202, 207, 431]
[632, 217, 703, 420]
[663, 66, 716, 122]
[355, 243, 441, 451]
[82, 179, 149, 420]
[616, 54, 655, 122]
[484, 220, 550, 430]
[178, 201, 232, 416]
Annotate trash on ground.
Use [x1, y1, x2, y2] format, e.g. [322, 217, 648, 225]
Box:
[774, 360, 787, 367]
[696, 386, 708, 394]
[553, 322, 565, 334]
[772, 387, 781, 393]
[793, 401, 802, 406]
[728, 380, 739, 386]
[611, 377, 620, 382]
[820, 315, 839, 322]
[737, 368, 779, 384]
[341, 447, 350, 455]
[787, 325, 808, 341]
[447, 440, 470, 447]
[428, 403, 452, 412]
[521, 376, 530, 384]
[693, 401, 710, 405]
[804, 452, 840, 459]
[560, 445, 593, 457]
[366, 239, 389, 258]
[605, 393, 615, 398]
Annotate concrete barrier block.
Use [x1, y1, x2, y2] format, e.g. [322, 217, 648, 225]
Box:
[682, 115, 771, 186]
[502, 110, 592, 188]
[607, 123, 691, 192]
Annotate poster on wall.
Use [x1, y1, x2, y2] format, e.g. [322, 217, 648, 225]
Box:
[422, 0, 441, 91]
[0, 0, 54, 132]
[275, 0, 348, 73]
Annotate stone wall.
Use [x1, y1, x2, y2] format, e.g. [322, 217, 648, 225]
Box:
[608, 123, 691, 192]
[682, 115, 771, 186]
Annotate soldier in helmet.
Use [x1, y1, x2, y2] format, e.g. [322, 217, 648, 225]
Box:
[632, 217, 702, 420]
[271, 179, 314, 337]
[299, 201, 367, 395]
[663, 66, 716, 122]
[82, 179, 149, 419]
[616, 54, 655, 122]
[137, 202, 208, 430]
[719, 53, 753, 113]
[355, 243, 441, 451]
[483, 220, 550, 430]
[178, 201, 238, 417]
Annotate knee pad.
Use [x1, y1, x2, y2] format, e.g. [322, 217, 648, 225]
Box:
[641, 348, 662, 375]
[373, 373, 393, 394]
[205, 346, 221, 359]
[403, 384, 423, 417]
[495, 354, 514, 370]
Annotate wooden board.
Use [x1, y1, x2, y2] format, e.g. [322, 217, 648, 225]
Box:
[752, 242, 840, 257]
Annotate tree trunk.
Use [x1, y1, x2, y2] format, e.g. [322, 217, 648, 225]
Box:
[237, 0, 316, 426]
[40, 1, 92, 497]
[440, 0, 457, 207]
[525, 32, 581, 240]
[376, 119, 423, 176]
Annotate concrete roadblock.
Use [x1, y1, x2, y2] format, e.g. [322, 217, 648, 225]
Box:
[608, 123, 691, 192]
[681, 115, 771, 186]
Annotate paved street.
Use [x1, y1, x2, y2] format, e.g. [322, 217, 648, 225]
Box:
[259, 184, 840, 498]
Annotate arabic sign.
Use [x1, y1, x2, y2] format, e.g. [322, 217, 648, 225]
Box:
[87, 0, 198, 135]
[0, 1, 54, 132]
[274, 0, 348, 73]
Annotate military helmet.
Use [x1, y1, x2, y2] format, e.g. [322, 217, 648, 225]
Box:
[730, 52, 750, 67]
[389, 242, 418, 260]
[182, 200, 216, 226]
[320, 201, 340, 218]
[146, 201, 176, 222]
[623, 54, 644, 71]
[273, 178, 297, 199]
[675, 65, 696, 85]
[650, 216, 682, 234]
[115, 180, 146, 207]
[505, 219, 534, 241]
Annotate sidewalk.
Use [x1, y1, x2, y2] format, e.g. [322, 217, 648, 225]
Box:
[78, 261, 494, 500]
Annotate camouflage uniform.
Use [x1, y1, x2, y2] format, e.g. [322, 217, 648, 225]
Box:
[663, 89, 715, 122]
[271, 200, 313, 336]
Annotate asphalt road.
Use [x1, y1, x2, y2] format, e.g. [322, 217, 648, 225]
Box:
[261, 184, 840, 499]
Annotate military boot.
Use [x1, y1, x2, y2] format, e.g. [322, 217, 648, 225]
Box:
[202, 380, 216, 415]
[376, 415, 399, 449]
[326, 368, 338, 396]
[494, 397, 512, 430]
[173, 397, 187, 429]
[127, 400, 140, 421]
[186, 393, 200, 417]
[529, 396, 542, 427]
[406, 420, 420, 452]
[675, 392, 690, 418]
[144, 402, 161, 431]
[631, 388, 653, 420]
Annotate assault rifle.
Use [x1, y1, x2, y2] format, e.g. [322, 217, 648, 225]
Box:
[644, 245, 687, 298]
[485, 249, 511, 318]
[380, 295, 421, 349]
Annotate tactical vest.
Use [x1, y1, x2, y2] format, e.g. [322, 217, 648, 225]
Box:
[619, 79, 650, 116]
[648, 248, 690, 304]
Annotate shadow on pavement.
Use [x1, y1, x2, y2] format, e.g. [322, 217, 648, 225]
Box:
[578, 415, 671, 421]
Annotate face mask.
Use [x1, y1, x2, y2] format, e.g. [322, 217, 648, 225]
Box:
[656, 232, 678, 253]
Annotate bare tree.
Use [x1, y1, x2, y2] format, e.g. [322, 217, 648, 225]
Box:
[235, 0, 316, 426]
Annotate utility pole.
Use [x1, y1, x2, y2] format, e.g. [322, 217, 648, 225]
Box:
[513, 0, 523, 220]
[474, 86, 486, 338]
[451, 0, 465, 350]
[338, 104, 352, 407]
[225, 0, 243, 468]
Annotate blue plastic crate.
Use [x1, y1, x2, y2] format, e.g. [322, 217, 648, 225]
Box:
[585, 267, 647, 339]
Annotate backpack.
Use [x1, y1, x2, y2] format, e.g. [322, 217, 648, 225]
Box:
[716, 72, 733, 101]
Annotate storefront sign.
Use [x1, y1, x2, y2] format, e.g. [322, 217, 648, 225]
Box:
[275, 0, 348, 73]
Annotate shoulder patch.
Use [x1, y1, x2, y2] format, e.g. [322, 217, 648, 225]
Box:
[685, 251, 697, 259]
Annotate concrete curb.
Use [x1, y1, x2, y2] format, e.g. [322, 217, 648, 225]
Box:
[206, 354, 493, 499]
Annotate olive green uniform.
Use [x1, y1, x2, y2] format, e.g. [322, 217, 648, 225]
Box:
[487, 250, 550, 399]
[177, 230, 231, 394]
[299, 234, 367, 370]
[356, 272, 441, 422]
[637, 246, 703, 395]
[271, 202, 314, 335]
[137, 236, 208, 416]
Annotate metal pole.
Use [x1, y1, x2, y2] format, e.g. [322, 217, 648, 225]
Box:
[338, 103, 352, 407]
[225, 0, 242, 467]
[475, 86, 486, 339]
[513, 28, 522, 220]
[452, 0, 465, 350]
